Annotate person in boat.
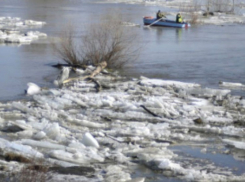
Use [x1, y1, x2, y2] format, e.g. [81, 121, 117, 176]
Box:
[176, 13, 183, 23]
[156, 10, 166, 20]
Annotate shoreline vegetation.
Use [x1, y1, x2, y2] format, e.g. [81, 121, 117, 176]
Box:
[0, 0, 245, 181]
[178, 0, 245, 25]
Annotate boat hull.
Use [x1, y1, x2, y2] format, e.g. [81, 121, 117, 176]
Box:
[143, 16, 191, 28]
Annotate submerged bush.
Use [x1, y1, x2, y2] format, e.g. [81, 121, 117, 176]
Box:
[53, 11, 139, 70]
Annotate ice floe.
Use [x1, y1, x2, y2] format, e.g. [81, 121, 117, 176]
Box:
[0, 17, 47, 45]
[0, 67, 245, 181]
[139, 77, 201, 88]
[223, 139, 245, 150]
[219, 81, 245, 90]
[54, 67, 72, 87]
[81, 132, 100, 148]
[25, 82, 42, 95]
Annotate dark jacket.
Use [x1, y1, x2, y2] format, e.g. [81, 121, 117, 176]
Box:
[156, 11, 165, 19]
[176, 13, 182, 23]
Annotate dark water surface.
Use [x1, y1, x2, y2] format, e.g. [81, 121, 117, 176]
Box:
[0, 0, 245, 101]
[171, 145, 245, 176]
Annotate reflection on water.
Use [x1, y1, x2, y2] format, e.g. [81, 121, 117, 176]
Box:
[175, 28, 182, 42]
[156, 28, 164, 39]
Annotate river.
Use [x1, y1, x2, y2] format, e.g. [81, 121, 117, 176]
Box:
[0, 1, 245, 181]
[0, 0, 244, 101]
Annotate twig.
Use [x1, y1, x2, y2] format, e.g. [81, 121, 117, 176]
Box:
[62, 61, 107, 84]
[105, 134, 124, 143]
[86, 77, 101, 92]
[140, 105, 161, 118]
[51, 63, 87, 69]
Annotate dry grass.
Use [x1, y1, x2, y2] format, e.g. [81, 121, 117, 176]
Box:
[4, 152, 31, 163]
[3, 155, 49, 182]
[178, 1, 201, 25]
[189, 12, 199, 24]
[7, 164, 49, 182]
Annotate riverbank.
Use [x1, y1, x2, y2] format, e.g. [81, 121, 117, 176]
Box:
[0, 66, 245, 181]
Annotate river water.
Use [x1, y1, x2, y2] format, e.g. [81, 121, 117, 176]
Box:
[0, 0, 245, 101]
[0, 1, 245, 181]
